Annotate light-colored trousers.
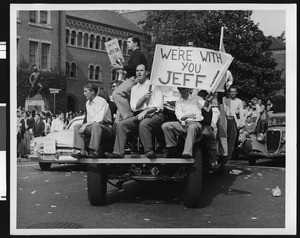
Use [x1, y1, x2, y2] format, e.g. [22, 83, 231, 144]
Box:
[112, 77, 135, 120]
[73, 122, 112, 152]
[162, 121, 202, 156]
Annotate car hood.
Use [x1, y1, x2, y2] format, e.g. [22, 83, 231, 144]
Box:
[32, 130, 74, 148]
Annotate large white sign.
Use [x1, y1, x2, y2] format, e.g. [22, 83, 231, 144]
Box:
[105, 38, 124, 65]
[150, 44, 233, 93]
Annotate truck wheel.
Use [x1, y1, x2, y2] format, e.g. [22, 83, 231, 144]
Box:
[248, 155, 256, 166]
[183, 142, 204, 208]
[87, 164, 107, 206]
[39, 162, 51, 171]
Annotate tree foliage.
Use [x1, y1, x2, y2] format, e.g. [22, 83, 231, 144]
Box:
[140, 10, 285, 101]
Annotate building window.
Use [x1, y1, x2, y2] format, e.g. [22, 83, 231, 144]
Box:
[71, 30, 76, 45]
[89, 65, 95, 80]
[29, 11, 50, 25]
[107, 37, 111, 42]
[95, 66, 101, 80]
[101, 37, 106, 50]
[41, 43, 50, 70]
[70, 62, 77, 78]
[123, 41, 127, 54]
[29, 11, 37, 23]
[66, 29, 70, 44]
[66, 62, 70, 77]
[40, 11, 48, 24]
[90, 34, 95, 49]
[77, 32, 83, 47]
[84, 33, 88, 47]
[95, 36, 100, 49]
[29, 41, 38, 66]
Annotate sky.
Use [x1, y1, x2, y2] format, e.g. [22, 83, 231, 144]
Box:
[251, 10, 285, 37]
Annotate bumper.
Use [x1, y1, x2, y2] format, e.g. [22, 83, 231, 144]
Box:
[248, 151, 285, 159]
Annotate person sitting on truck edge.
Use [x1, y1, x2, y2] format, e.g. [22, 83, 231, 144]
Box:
[161, 87, 207, 159]
[71, 83, 113, 159]
[105, 64, 164, 159]
[111, 37, 148, 121]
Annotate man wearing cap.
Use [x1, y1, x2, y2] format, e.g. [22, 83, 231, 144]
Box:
[162, 87, 208, 159]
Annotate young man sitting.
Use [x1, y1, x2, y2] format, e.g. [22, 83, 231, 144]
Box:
[161, 87, 207, 159]
[71, 83, 113, 159]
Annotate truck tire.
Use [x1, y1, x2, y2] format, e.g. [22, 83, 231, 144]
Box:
[183, 142, 204, 208]
[87, 164, 107, 206]
[39, 162, 51, 171]
[248, 155, 256, 166]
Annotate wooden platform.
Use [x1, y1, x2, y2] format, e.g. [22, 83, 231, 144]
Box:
[29, 154, 195, 164]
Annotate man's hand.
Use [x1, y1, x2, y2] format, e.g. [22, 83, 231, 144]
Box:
[143, 92, 152, 104]
[181, 113, 196, 121]
[111, 64, 123, 71]
[137, 110, 148, 121]
[79, 124, 87, 134]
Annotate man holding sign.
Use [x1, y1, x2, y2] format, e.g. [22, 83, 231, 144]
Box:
[105, 64, 164, 159]
[110, 37, 147, 121]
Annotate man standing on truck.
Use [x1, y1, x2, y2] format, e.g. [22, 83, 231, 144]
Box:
[105, 63, 164, 159]
[71, 83, 113, 159]
[111, 37, 148, 121]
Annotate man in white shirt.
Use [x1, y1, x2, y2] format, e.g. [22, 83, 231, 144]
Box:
[105, 64, 164, 159]
[50, 112, 66, 132]
[162, 87, 207, 158]
[71, 83, 113, 159]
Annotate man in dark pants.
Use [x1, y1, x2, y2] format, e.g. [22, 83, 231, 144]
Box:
[71, 83, 113, 159]
[32, 112, 45, 137]
[111, 37, 147, 121]
[105, 64, 164, 159]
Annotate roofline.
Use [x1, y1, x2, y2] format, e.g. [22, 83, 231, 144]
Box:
[66, 14, 144, 36]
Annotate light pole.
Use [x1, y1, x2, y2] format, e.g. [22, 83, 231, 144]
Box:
[49, 88, 61, 115]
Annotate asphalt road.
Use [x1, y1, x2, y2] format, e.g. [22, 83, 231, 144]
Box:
[15, 158, 285, 233]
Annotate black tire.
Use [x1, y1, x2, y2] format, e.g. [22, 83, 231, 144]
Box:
[39, 162, 51, 171]
[248, 155, 256, 166]
[87, 164, 107, 206]
[183, 142, 204, 208]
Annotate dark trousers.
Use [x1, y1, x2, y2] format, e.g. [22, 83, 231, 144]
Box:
[113, 112, 164, 156]
[227, 117, 238, 160]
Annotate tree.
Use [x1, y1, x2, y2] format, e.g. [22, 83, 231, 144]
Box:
[140, 10, 284, 101]
[277, 31, 286, 43]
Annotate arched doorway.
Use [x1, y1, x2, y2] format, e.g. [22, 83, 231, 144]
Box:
[67, 94, 77, 113]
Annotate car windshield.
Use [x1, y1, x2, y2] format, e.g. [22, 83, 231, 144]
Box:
[268, 115, 285, 126]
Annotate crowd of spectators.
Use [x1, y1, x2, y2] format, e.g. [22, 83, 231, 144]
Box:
[16, 106, 85, 160]
[238, 97, 275, 144]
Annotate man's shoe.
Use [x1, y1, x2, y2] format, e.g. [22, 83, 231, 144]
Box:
[88, 151, 99, 159]
[71, 151, 87, 159]
[182, 154, 193, 159]
[104, 152, 123, 158]
[163, 147, 177, 158]
[146, 151, 157, 159]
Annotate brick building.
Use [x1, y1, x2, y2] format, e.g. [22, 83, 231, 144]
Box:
[65, 10, 144, 112]
[17, 10, 145, 113]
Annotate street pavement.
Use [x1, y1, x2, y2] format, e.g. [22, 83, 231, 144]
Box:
[15, 158, 285, 231]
